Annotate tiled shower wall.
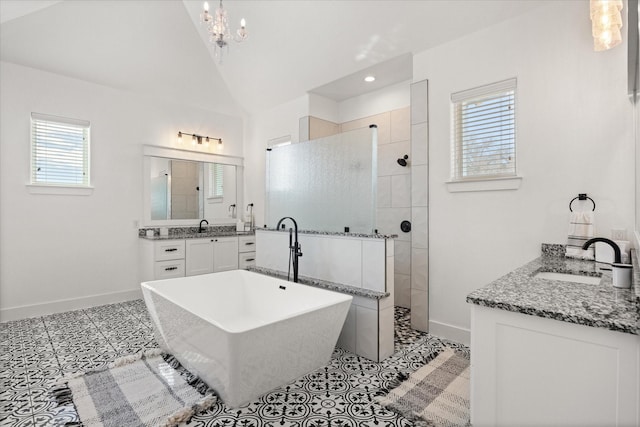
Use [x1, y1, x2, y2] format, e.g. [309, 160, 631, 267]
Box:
[341, 108, 412, 309]
[410, 80, 428, 332]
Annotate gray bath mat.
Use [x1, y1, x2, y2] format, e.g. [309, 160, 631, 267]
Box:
[51, 350, 216, 427]
[376, 347, 470, 427]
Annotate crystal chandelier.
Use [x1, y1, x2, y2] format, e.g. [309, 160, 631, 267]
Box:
[590, 0, 623, 51]
[200, 0, 247, 62]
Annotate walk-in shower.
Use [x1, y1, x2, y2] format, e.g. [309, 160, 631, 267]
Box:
[266, 126, 378, 234]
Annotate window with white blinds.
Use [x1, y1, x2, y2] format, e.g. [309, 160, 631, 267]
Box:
[451, 78, 516, 181]
[208, 163, 224, 199]
[31, 113, 90, 186]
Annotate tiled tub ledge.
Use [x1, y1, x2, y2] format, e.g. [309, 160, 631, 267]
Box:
[466, 251, 638, 335]
[247, 266, 389, 299]
[247, 266, 394, 362]
[256, 227, 397, 240]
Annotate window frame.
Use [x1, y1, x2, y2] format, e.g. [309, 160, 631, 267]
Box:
[28, 112, 93, 195]
[207, 162, 225, 202]
[450, 78, 519, 188]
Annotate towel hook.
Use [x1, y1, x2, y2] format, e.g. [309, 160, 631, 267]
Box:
[569, 193, 595, 212]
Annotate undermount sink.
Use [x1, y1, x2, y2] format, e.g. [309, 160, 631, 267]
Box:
[534, 271, 602, 285]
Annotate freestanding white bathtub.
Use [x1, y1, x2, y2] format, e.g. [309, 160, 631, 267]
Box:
[141, 269, 352, 408]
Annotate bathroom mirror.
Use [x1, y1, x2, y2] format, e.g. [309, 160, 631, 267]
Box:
[142, 145, 244, 226]
[149, 157, 237, 221]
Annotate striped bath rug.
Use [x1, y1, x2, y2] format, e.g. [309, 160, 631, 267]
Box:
[377, 347, 470, 427]
[52, 350, 217, 427]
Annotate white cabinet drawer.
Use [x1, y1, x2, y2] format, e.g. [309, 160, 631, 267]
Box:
[154, 259, 185, 279]
[238, 235, 256, 253]
[154, 240, 185, 261]
[239, 251, 256, 269]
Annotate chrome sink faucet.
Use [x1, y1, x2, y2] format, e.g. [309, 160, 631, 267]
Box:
[199, 219, 209, 233]
[276, 216, 302, 283]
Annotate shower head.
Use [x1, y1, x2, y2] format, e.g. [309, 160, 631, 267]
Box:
[397, 155, 409, 167]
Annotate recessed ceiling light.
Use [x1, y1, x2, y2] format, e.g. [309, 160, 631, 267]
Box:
[364, 75, 376, 83]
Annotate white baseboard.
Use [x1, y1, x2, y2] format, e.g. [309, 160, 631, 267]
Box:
[0, 289, 143, 322]
[429, 319, 471, 346]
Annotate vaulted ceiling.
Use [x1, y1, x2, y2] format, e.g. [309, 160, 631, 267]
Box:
[0, 0, 546, 116]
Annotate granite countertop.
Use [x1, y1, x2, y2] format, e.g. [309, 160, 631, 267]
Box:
[466, 252, 638, 335]
[248, 266, 390, 300]
[138, 224, 254, 240]
[257, 227, 397, 240]
[140, 231, 254, 240]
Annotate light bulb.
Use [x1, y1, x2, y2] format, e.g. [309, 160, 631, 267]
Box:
[364, 75, 376, 83]
[177, 132, 182, 144]
[204, 2, 209, 12]
[240, 18, 246, 28]
[192, 135, 197, 145]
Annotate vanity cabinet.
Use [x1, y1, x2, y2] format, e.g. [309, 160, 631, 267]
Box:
[141, 236, 244, 281]
[238, 235, 256, 269]
[140, 240, 186, 281]
[470, 305, 640, 426]
[185, 236, 239, 276]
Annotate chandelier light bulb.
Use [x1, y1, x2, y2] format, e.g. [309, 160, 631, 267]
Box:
[192, 135, 197, 146]
[201, 2, 211, 23]
[590, 0, 623, 51]
[177, 131, 183, 144]
[240, 18, 246, 28]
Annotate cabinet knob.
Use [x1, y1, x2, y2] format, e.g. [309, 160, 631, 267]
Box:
[165, 248, 177, 252]
[245, 258, 255, 262]
[245, 242, 255, 246]
[165, 267, 177, 271]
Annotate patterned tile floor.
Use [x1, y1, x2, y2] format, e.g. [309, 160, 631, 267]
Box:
[1, 302, 468, 426]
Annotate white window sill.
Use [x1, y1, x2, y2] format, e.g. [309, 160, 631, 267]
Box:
[446, 176, 522, 193]
[27, 184, 94, 196]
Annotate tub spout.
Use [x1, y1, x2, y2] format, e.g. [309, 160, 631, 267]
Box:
[276, 217, 302, 283]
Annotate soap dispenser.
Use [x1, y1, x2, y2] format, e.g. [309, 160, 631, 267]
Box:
[612, 263, 632, 289]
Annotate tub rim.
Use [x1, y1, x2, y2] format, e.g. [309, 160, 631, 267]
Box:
[141, 270, 353, 334]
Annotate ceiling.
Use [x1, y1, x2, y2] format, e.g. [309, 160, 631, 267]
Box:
[0, 0, 547, 116]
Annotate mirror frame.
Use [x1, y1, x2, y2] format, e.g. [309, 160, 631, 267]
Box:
[142, 145, 244, 226]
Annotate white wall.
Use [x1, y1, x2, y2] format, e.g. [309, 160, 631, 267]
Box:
[0, 61, 243, 320]
[415, 1, 635, 342]
[338, 81, 411, 123]
[308, 93, 339, 123]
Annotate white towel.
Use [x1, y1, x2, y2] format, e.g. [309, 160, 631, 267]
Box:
[565, 211, 595, 260]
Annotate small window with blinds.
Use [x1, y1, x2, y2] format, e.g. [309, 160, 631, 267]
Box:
[451, 78, 516, 181]
[208, 163, 224, 199]
[31, 113, 90, 187]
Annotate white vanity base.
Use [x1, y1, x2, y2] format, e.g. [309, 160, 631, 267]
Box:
[470, 305, 640, 427]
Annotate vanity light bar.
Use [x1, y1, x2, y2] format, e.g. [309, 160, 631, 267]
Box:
[177, 131, 222, 146]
